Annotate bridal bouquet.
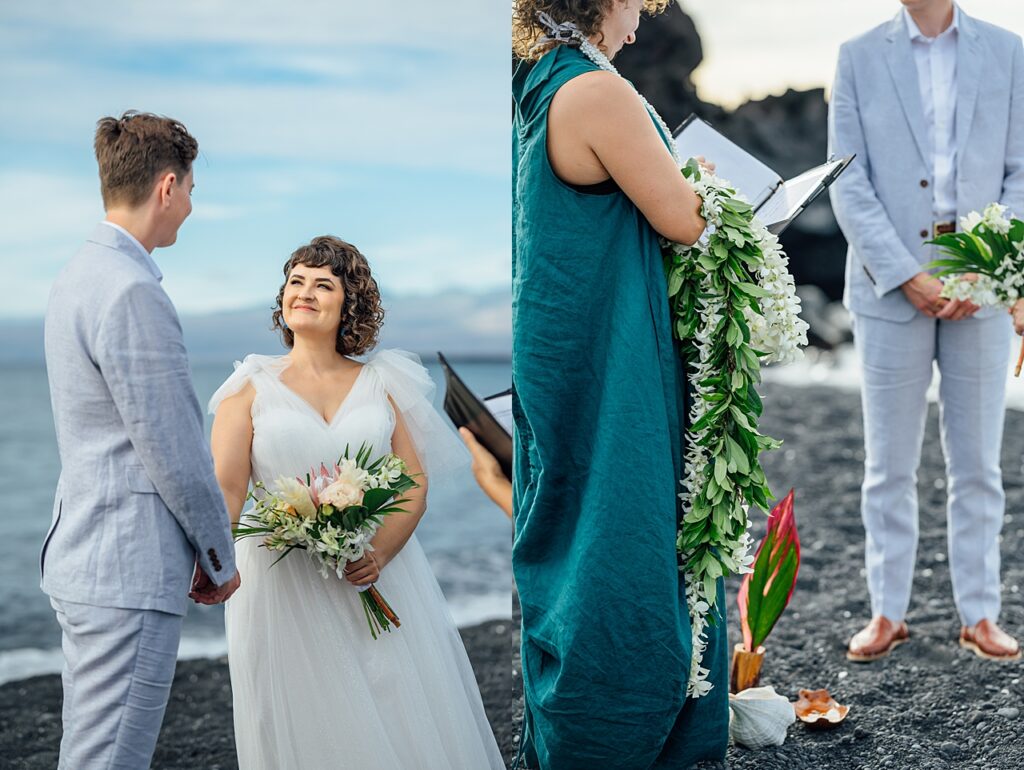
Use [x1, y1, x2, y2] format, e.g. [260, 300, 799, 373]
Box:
[927, 203, 1024, 373]
[234, 444, 419, 639]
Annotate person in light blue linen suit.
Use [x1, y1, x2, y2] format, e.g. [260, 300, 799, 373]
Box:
[829, 0, 1024, 662]
[42, 111, 240, 769]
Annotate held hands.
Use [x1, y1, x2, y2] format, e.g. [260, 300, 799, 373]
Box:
[900, 272, 979, 320]
[189, 561, 241, 605]
[344, 551, 381, 587]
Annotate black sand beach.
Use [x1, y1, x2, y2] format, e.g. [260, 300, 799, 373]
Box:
[0, 618, 515, 769]
[512, 382, 1024, 770]
[8, 382, 1024, 769]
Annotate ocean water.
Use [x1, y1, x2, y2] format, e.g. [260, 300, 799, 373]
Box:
[0, 358, 512, 685]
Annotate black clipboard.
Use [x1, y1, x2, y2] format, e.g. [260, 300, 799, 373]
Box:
[438, 352, 513, 481]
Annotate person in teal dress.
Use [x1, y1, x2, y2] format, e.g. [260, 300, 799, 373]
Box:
[512, 2, 730, 768]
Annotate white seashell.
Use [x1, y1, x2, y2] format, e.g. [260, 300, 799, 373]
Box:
[728, 685, 796, 749]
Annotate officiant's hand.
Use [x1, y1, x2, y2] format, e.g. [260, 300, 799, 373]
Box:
[344, 552, 381, 587]
[695, 155, 716, 175]
[460, 428, 512, 518]
[1011, 299, 1024, 335]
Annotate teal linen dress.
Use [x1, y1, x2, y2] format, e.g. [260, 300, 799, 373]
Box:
[512, 45, 729, 769]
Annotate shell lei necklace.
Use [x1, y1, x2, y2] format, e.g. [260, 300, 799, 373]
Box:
[534, 13, 808, 699]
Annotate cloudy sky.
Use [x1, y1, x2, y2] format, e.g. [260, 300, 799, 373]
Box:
[4, 1, 1023, 319]
[688, 0, 1024, 107]
[0, 0, 509, 319]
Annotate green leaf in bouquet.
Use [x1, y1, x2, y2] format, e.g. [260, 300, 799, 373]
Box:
[270, 544, 303, 567]
[362, 487, 397, 513]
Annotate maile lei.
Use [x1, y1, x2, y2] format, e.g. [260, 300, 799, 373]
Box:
[535, 14, 809, 698]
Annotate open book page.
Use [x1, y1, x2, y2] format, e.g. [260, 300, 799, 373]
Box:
[755, 159, 845, 231]
[673, 116, 782, 209]
[484, 391, 513, 436]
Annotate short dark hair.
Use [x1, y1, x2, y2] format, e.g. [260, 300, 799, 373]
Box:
[93, 111, 198, 208]
[272, 236, 385, 356]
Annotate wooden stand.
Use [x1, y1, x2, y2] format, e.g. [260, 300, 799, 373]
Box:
[730, 643, 766, 693]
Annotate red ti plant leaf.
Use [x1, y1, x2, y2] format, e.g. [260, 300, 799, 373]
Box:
[738, 488, 801, 652]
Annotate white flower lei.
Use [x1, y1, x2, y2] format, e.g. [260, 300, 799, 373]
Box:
[536, 15, 807, 698]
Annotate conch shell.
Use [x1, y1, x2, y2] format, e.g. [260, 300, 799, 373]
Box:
[728, 685, 796, 749]
[793, 688, 849, 729]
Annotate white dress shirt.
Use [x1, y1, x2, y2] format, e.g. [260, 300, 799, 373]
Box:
[905, 6, 959, 219]
[100, 220, 163, 282]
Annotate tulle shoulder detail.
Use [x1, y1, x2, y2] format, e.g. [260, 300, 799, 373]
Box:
[361, 349, 469, 502]
[362, 349, 436, 411]
[207, 354, 289, 415]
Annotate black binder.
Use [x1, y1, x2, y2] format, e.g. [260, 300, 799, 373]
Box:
[438, 352, 513, 481]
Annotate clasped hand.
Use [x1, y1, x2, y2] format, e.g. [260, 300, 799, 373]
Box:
[901, 272, 979, 320]
[343, 551, 381, 587]
[189, 561, 241, 605]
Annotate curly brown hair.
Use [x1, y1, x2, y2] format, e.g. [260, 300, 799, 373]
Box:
[271, 236, 385, 357]
[512, 0, 670, 60]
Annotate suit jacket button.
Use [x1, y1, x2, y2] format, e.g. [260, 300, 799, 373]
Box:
[920, 179, 929, 188]
[920, 229, 929, 238]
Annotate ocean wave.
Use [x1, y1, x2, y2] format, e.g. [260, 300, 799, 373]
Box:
[764, 343, 1024, 412]
[0, 592, 512, 687]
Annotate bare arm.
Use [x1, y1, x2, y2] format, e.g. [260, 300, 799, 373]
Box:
[210, 383, 255, 525]
[344, 400, 427, 586]
[370, 399, 427, 566]
[548, 70, 705, 245]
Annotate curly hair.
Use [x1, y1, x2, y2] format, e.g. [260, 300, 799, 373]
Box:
[271, 236, 385, 357]
[94, 111, 198, 208]
[512, 0, 670, 60]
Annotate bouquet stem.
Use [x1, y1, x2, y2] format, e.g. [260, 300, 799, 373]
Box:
[360, 585, 401, 639]
[1015, 337, 1024, 378]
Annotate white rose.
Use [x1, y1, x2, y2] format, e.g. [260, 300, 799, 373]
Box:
[273, 477, 317, 519]
[320, 478, 364, 510]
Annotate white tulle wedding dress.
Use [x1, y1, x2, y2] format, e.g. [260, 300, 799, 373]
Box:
[208, 349, 504, 770]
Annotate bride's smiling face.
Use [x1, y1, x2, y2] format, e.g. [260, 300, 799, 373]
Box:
[281, 264, 346, 339]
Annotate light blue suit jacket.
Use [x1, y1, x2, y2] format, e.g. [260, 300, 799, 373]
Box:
[828, 10, 1024, 321]
[42, 224, 236, 615]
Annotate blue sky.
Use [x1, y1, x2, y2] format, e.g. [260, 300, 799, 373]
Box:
[0, 0, 510, 318]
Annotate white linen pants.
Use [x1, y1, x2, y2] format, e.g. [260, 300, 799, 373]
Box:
[853, 311, 1011, 626]
[51, 597, 182, 769]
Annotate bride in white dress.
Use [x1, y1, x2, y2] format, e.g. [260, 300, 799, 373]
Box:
[206, 236, 504, 769]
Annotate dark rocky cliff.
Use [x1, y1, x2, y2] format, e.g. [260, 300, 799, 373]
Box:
[616, 7, 848, 300]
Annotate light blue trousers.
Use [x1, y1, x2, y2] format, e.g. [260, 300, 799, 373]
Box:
[853, 311, 1011, 626]
[51, 598, 182, 769]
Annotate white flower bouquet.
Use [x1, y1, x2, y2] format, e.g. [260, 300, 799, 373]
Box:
[234, 443, 419, 638]
[927, 203, 1024, 373]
